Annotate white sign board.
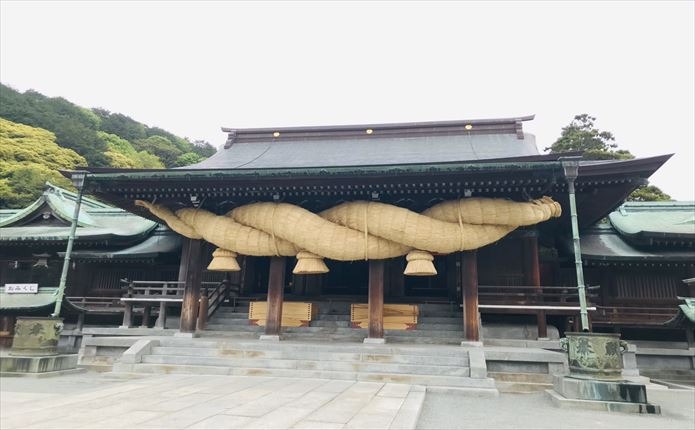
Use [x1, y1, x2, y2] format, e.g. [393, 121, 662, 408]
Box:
[4, 283, 39, 294]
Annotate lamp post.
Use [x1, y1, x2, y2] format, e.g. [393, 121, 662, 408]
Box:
[561, 159, 589, 332]
[52, 170, 88, 318]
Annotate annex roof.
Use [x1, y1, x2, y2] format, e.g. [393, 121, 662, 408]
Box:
[63, 225, 181, 262]
[578, 201, 695, 264]
[0, 183, 157, 245]
[608, 201, 695, 244]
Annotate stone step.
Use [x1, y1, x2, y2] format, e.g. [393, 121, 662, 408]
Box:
[496, 381, 553, 393]
[149, 346, 469, 366]
[417, 317, 463, 324]
[202, 325, 465, 340]
[411, 323, 462, 331]
[199, 331, 262, 340]
[157, 338, 470, 357]
[205, 324, 265, 332]
[142, 354, 470, 376]
[488, 371, 554, 384]
[387, 336, 463, 345]
[121, 363, 492, 389]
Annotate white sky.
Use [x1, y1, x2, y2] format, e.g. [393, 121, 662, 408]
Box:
[1, 1, 693, 200]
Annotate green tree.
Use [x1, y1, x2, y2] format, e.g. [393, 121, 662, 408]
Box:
[93, 109, 147, 142]
[96, 132, 165, 169]
[0, 84, 110, 166]
[1, 83, 214, 176]
[133, 135, 182, 167]
[190, 139, 217, 158]
[0, 118, 86, 207]
[548, 114, 671, 202]
[175, 152, 203, 167]
[628, 185, 671, 202]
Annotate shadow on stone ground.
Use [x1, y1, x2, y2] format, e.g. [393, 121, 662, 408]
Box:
[416, 390, 695, 430]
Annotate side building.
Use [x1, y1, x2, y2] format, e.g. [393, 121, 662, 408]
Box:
[0, 183, 182, 344]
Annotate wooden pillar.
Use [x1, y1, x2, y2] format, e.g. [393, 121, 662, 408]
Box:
[523, 234, 547, 338]
[179, 238, 203, 333]
[265, 257, 286, 336]
[197, 286, 209, 331]
[462, 251, 480, 342]
[368, 260, 385, 340]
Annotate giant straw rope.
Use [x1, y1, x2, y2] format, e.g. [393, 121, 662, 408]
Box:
[135, 197, 561, 276]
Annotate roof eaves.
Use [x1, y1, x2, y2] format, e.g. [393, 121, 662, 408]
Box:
[83, 159, 565, 183]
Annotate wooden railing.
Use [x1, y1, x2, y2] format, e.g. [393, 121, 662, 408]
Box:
[478, 285, 600, 314]
[592, 305, 678, 327]
[197, 279, 234, 329]
[119, 279, 223, 329]
[66, 296, 124, 313]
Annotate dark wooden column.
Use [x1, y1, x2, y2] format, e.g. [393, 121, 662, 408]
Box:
[523, 234, 547, 338]
[462, 251, 480, 342]
[368, 260, 385, 340]
[179, 238, 203, 333]
[265, 257, 287, 336]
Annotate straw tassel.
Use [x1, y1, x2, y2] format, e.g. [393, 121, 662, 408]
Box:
[293, 251, 330, 275]
[207, 248, 240, 272]
[403, 250, 437, 276]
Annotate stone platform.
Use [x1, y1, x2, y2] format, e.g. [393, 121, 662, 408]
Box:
[546, 375, 661, 414]
[0, 352, 80, 377]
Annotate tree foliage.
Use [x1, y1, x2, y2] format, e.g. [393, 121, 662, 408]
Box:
[0, 84, 110, 166]
[98, 132, 165, 169]
[133, 135, 182, 167]
[0, 84, 218, 207]
[175, 152, 203, 167]
[548, 114, 671, 202]
[190, 139, 217, 158]
[0, 118, 86, 207]
[627, 185, 671, 202]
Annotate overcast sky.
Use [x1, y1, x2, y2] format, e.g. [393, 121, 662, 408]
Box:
[1, 1, 693, 200]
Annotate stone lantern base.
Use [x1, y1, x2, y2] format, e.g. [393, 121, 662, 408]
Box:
[0, 317, 79, 377]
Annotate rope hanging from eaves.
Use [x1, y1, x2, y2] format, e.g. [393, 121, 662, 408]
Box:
[135, 197, 562, 276]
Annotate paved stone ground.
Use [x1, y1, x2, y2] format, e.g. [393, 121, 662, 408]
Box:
[0, 373, 424, 429]
[3, 373, 694, 429]
[417, 389, 695, 429]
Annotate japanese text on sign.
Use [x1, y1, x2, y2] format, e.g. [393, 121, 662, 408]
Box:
[4, 284, 39, 294]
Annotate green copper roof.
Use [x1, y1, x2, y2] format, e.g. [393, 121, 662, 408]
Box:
[609, 201, 695, 238]
[578, 223, 695, 263]
[0, 182, 157, 243]
[64, 225, 181, 261]
[679, 297, 695, 324]
[0, 182, 111, 228]
[0, 287, 58, 310]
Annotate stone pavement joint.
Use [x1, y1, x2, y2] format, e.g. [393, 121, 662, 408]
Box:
[0, 372, 425, 430]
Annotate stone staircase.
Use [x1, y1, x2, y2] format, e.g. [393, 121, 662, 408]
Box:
[113, 337, 496, 393]
[205, 302, 468, 344]
[113, 302, 498, 393]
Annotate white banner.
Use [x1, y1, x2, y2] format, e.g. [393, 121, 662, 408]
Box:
[4, 283, 39, 294]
